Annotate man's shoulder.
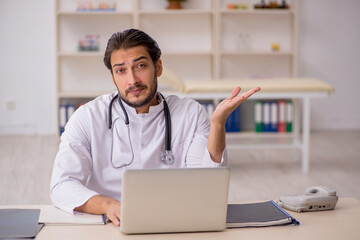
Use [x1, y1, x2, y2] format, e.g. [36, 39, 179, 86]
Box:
[71, 92, 117, 123]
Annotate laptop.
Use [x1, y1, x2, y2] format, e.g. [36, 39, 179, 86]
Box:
[120, 167, 230, 234]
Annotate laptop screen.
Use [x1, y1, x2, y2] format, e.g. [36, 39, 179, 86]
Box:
[120, 167, 230, 234]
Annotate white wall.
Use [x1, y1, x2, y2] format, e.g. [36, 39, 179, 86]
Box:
[298, 0, 360, 129]
[0, 0, 56, 135]
[0, 0, 359, 135]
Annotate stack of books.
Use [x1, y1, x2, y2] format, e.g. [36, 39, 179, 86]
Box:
[254, 100, 293, 133]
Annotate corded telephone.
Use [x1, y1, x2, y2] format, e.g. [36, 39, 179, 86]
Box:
[277, 186, 338, 212]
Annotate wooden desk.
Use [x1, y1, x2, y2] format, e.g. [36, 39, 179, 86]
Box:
[3, 198, 359, 240]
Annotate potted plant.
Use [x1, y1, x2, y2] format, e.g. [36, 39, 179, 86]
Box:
[166, 0, 186, 10]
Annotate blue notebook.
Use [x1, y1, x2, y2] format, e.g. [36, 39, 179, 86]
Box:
[226, 200, 299, 228]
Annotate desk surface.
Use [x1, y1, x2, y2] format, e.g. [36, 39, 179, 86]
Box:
[4, 198, 360, 240]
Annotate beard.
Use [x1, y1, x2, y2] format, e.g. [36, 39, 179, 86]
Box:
[119, 73, 158, 109]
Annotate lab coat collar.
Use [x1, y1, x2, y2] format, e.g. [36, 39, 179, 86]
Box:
[110, 92, 166, 123]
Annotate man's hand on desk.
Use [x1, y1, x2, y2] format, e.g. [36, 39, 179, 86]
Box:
[74, 195, 121, 226]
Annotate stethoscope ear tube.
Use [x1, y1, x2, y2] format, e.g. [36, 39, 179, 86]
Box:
[117, 97, 129, 125]
[159, 93, 171, 151]
[108, 94, 129, 129]
[108, 94, 119, 129]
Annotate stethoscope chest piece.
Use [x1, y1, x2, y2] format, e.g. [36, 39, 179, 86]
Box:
[109, 92, 174, 167]
[160, 150, 175, 165]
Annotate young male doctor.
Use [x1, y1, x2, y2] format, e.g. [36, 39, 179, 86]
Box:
[50, 29, 260, 226]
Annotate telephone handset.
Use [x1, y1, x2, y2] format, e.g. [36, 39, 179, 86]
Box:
[277, 186, 338, 212]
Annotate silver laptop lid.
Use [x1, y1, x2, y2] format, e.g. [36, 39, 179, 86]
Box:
[120, 167, 230, 234]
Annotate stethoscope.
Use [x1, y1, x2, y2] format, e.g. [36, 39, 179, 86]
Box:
[108, 92, 175, 168]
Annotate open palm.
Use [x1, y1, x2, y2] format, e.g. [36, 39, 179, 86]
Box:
[212, 86, 261, 124]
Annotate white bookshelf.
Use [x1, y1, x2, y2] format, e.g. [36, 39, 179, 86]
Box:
[56, 0, 304, 168]
[56, 0, 297, 99]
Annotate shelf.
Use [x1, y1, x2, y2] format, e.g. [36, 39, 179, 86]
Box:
[226, 132, 301, 150]
[221, 9, 294, 15]
[162, 50, 213, 56]
[226, 143, 299, 150]
[58, 52, 103, 57]
[57, 51, 213, 61]
[57, 11, 132, 16]
[58, 91, 110, 98]
[220, 50, 293, 56]
[139, 9, 214, 15]
[226, 131, 294, 139]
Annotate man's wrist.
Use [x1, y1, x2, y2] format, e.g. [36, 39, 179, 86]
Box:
[211, 117, 226, 128]
[100, 196, 118, 213]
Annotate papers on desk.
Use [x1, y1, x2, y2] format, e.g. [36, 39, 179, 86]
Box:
[39, 205, 105, 225]
[226, 200, 299, 228]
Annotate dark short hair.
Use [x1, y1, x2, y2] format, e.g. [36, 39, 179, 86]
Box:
[103, 29, 162, 72]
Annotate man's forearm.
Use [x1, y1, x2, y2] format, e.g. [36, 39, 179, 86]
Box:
[74, 195, 115, 214]
[207, 120, 226, 163]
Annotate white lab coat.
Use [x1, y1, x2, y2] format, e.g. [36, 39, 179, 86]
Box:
[50, 92, 226, 213]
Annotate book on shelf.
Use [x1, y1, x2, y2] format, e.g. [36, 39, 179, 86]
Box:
[225, 105, 241, 132]
[59, 105, 67, 135]
[254, 101, 263, 132]
[254, 100, 293, 133]
[270, 101, 278, 132]
[277, 100, 286, 132]
[262, 101, 271, 132]
[226, 200, 299, 228]
[286, 100, 293, 132]
[58, 104, 77, 135]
